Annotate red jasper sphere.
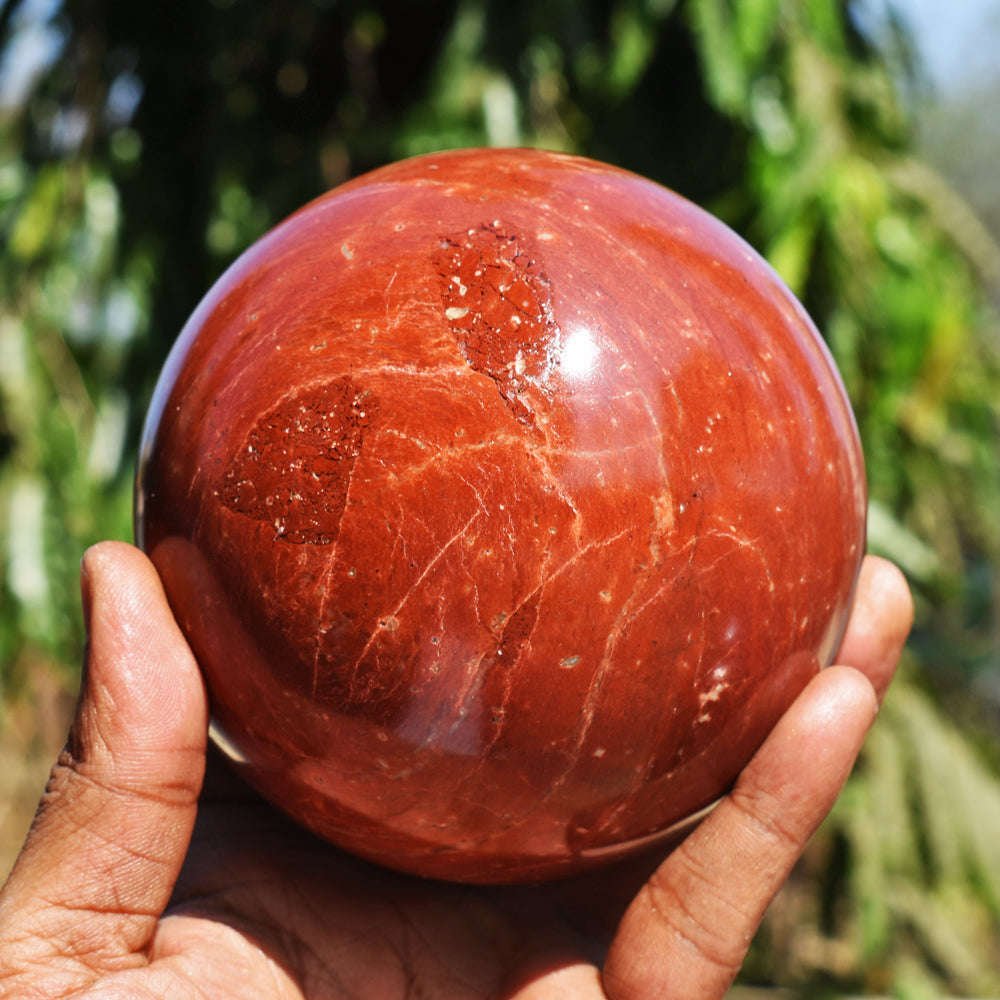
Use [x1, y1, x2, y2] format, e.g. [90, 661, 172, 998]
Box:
[136, 148, 866, 883]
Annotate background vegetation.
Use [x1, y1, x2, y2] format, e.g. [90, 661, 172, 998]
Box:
[2, 0, 998, 995]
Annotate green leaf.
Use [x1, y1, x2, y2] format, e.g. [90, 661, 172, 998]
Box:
[8, 167, 64, 261]
[687, 0, 749, 115]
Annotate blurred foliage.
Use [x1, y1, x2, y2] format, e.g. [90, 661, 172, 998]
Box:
[1, 0, 999, 994]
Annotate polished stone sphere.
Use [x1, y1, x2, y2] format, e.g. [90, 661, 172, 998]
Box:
[136, 148, 866, 883]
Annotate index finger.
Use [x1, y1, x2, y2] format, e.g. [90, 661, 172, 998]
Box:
[602, 667, 877, 999]
[600, 556, 912, 999]
[834, 555, 914, 702]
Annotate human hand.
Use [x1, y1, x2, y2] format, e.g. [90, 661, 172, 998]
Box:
[0, 543, 911, 999]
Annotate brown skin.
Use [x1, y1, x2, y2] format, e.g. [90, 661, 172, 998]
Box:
[0, 543, 911, 999]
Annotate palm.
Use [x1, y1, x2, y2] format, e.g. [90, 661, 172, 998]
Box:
[151, 751, 614, 999]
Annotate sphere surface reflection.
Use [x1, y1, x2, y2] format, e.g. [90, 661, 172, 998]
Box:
[136, 148, 866, 883]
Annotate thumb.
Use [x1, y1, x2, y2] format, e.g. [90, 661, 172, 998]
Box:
[0, 541, 207, 975]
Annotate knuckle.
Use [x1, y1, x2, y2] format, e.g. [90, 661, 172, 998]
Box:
[728, 783, 804, 853]
[640, 845, 751, 974]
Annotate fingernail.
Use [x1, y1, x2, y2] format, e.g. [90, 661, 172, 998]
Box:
[80, 552, 94, 637]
